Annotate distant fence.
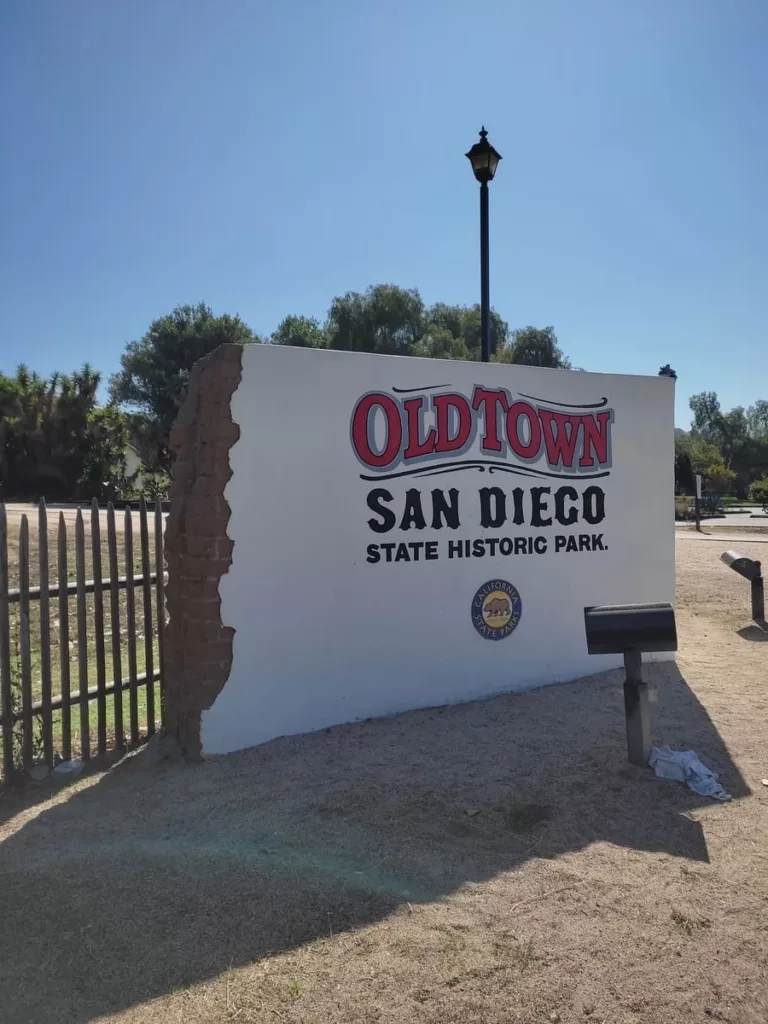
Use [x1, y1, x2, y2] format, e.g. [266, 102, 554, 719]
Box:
[0, 499, 166, 782]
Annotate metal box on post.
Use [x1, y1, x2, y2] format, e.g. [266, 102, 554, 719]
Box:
[584, 602, 678, 656]
[720, 551, 764, 622]
[584, 602, 678, 767]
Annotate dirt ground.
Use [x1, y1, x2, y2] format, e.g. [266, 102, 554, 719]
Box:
[1, 534, 767, 1024]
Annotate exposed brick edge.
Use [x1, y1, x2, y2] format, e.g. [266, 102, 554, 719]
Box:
[163, 344, 242, 759]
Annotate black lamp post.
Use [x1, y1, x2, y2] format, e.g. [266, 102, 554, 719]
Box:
[466, 127, 502, 363]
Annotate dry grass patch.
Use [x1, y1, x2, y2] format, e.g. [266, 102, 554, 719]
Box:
[1, 534, 768, 1023]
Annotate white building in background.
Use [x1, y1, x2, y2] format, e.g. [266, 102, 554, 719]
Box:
[123, 444, 144, 490]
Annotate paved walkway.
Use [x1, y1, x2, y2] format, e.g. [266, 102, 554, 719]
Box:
[677, 528, 768, 545]
[2, 502, 166, 531]
[702, 512, 768, 526]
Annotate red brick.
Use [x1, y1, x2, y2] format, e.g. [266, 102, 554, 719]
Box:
[164, 343, 242, 755]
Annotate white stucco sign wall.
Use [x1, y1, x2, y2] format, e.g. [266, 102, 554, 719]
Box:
[206, 346, 674, 754]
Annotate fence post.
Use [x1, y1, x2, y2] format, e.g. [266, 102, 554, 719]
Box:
[0, 505, 14, 780]
[38, 500, 54, 769]
[57, 513, 72, 762]
[75, 509, 90, 761]
[18, 515, 33, 773]
[124, 508, 139, 746]
[154, 502, 166, 729]
[139, 499, 155, 737]
[107, 503, 123, 749]
[91, 500, 107, 755]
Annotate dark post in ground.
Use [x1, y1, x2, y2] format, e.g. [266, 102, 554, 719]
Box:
[623, 649, 652, 767]
[752, 574, 765, 623]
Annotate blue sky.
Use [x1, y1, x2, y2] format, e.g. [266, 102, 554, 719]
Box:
[1, 0, 765, 426]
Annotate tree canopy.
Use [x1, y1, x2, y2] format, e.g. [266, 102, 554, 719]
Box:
[498, 326, 571, 368]
[99, 288, 573, 477]
[270, 287, 574, 369]
[14, 283, 765, 504]
[746, 400, 768, 439]
[676, 391, 768, 497]
[269, 314, 327, 349]
[0, 365, 127, 501]
[109, 303, 256, 468]
[269, 284, 560, 364]
[324, 285, 425, 355]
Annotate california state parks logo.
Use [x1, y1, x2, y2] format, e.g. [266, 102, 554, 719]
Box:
[471, 579, 522, 641]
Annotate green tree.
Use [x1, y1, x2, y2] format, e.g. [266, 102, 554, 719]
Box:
[674, 448, 694, 493]
[675, 431, 723, 474]
[718, 406, 749, 468]
[0, 364, 127, 500]
[412, 326, 470, 361]
[325, 285, 425, 355]
[426, 303, 509, 360]
[109, 302, 256, 468]
[78, 404, 129, 502]
[270, 286, 565, 366]
[703, 463, 737, 495]
[423, 302, 466, 341]
[0, 375, 17, 487]
[746, 400, 768, 439]
[689, 392, 723, 442]
[124, 412, 166, 474]
[685, 395, 765, 497]
[690, 392, 756, 476]
[270, 315, 327, 348]
[497, 326, 570, 368]
[732, 434, 768, 492]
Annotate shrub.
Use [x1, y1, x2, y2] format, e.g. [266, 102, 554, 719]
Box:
[675, 496, 692, 520]
[702, 464, 737, 495]
[143, 473, 170, 502]
[749, 477, 768, 507]
[122, 472, 170, 503]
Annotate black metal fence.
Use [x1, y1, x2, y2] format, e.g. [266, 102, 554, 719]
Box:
[0, 498, 166, 782]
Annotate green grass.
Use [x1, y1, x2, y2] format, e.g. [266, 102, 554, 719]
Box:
[9, 626, 163, 766]
[721, 497, 760, 507]
[42, 681, 162, 762]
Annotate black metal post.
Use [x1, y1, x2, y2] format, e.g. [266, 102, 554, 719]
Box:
[480, 180, 490, 363]
[752, 575, 765, 622]
[623, 649, 651, 767]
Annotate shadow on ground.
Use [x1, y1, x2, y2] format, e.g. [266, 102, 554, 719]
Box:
[0, 749, 124, 828]
[738, 621, 768, 642]
[0, 662, 748, 1023]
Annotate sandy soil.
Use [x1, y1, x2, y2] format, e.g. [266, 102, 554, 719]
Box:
[1, 534, 767, 1024]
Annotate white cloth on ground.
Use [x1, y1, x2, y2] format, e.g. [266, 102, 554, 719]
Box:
[648, 746, 731, 801]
